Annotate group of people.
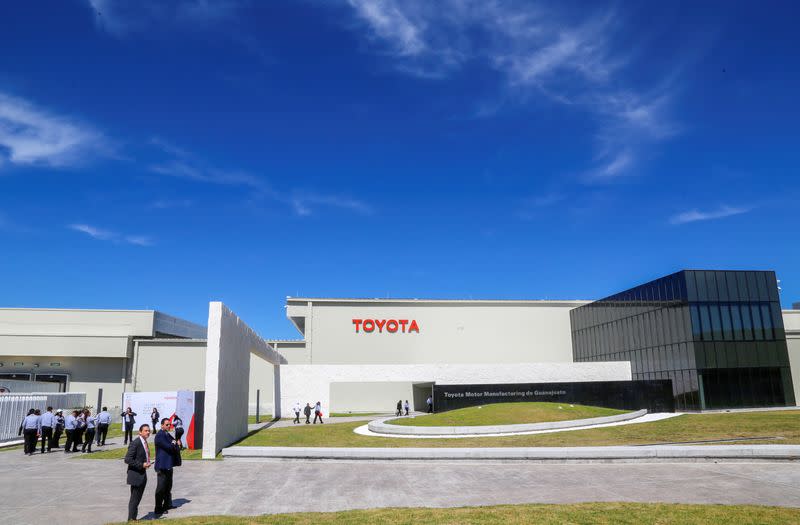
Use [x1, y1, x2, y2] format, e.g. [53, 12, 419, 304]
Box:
[395, 399, 410, 416]
[125, 418, 183, 521]
[18, 406, 114, 455]
[121, 407, 185, 449]
[292, 401, 324, 424]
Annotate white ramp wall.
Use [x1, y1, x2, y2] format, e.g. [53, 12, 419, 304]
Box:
[280, 362, 632, 416]
[202, 302, 284, 459]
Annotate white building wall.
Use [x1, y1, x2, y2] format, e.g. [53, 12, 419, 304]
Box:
[280, 362, 632, 417]
[783, 310, 800, 406]
[133, 341, 207, 393]
[202, 302, 283, 458]
[289, 300, 587, 366]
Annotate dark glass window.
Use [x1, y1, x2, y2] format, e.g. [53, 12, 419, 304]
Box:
[751, 304, 764, 341]
[706, 272, 719, 302]
[720, 305, 733, 340]
[725, 271, 739, 301]
[736, 272, 749, 300]
[690, 305, 701, 340]
[699, 305, 713, 341]
[760, 304, 774, 340]
[730, 304, 744, 340]
[709, 305, 723, 341]
[740, 305, 753, 340]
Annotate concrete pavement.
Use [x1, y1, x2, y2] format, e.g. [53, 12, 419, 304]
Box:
[1, 448, 799, 525]
[222, 444, 800, 461]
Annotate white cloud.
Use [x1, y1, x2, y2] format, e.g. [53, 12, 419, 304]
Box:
[0, 92, 107, 168]
[149, 138, 372, 217]
[669, 205, 751, 225]
[339, 1, 680, 181]
[69, 224, 153, 246]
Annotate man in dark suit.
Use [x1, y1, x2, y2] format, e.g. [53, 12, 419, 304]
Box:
[154, 418, 181, 515]
[121, 408, 137, 445]
[124, 424, 152, 521]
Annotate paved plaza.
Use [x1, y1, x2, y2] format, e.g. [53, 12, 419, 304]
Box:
[1, 447, 799, 525]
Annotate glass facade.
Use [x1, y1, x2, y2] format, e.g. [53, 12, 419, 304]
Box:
[570, 270, 795, 410]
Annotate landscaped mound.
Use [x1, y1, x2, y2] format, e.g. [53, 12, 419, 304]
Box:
[384, 402, 629, 427]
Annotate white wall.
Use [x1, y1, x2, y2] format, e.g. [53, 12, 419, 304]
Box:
[134, 341, 207, 392]
[784, 310, 800, 406]
[288, 300, 586, 366]
[202, 302, 283, 458]
[279, 362, 631, 416]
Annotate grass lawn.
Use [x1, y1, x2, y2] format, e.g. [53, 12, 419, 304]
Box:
[386, 402, 627, 426]
[105, 502, 800, 524]
[235, 410, 800, 448]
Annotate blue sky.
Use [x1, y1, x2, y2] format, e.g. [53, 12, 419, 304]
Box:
[1, 1, 798, 338]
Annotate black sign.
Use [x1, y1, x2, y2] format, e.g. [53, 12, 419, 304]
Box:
[433, 380, 674, 413]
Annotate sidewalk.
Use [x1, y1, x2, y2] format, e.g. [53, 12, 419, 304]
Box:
[222, 444, 800, 462]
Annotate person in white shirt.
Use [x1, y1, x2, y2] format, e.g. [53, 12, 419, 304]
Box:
[95, 407, 112, 446]
[403, 400, 410, 416]
[38, 406, 56, 453]
[18, 408, 40, 456]
[293, 402, 301, 424]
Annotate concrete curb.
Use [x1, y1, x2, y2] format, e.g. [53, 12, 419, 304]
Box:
[368, 409, 648, 436]
[221, 444, 800, 462]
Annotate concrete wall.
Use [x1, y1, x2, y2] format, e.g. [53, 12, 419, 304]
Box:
[287, 299, 586, 366]
[279, 362, 631, 416]
[330, 382, 414, 413]
[783, 310, 800, 406]
[202, 302, 284, 459]
[249, 353, 275, 415]
[133, 341, 207, 392]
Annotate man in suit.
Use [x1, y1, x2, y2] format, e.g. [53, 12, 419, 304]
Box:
[124, 424, 152, 522]
[154, 418, 181, 515]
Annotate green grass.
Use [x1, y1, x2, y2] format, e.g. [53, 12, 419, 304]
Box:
[105, 502, 800, 524]
[386, 402, 627, 426]
[236, 410, 800, 448]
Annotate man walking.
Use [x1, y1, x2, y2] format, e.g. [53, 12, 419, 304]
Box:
[52, 410, 65, 449]
[404, 400, 410, 416]
[303, 403, 312, 424]
[293, 402, 301, 424]
[124, 424, 152, 522]
[95, 406, 112, 446]
[18, 408, 39, 456]
[154, 418, 181, 515]
[313, 401, 324, 424]
[426, 396, 433, 413]
[39, 406, 55, 453]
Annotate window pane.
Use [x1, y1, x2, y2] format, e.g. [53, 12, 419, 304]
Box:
[690, 305, 702, 340]
[706, 272, 720, 301]
[760, 304, 774, 340]
[720, 304, 733, 340]
[717, 272, 729, 301]
[740, 304, 753, 340]
[751, 304, 764, 341]
[730, 304, 744, 340]
[709, 305, 723, 341]
[736, 272, 750, 300]
[700, 305, 713, 341]
[725, 271, 739, 301]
